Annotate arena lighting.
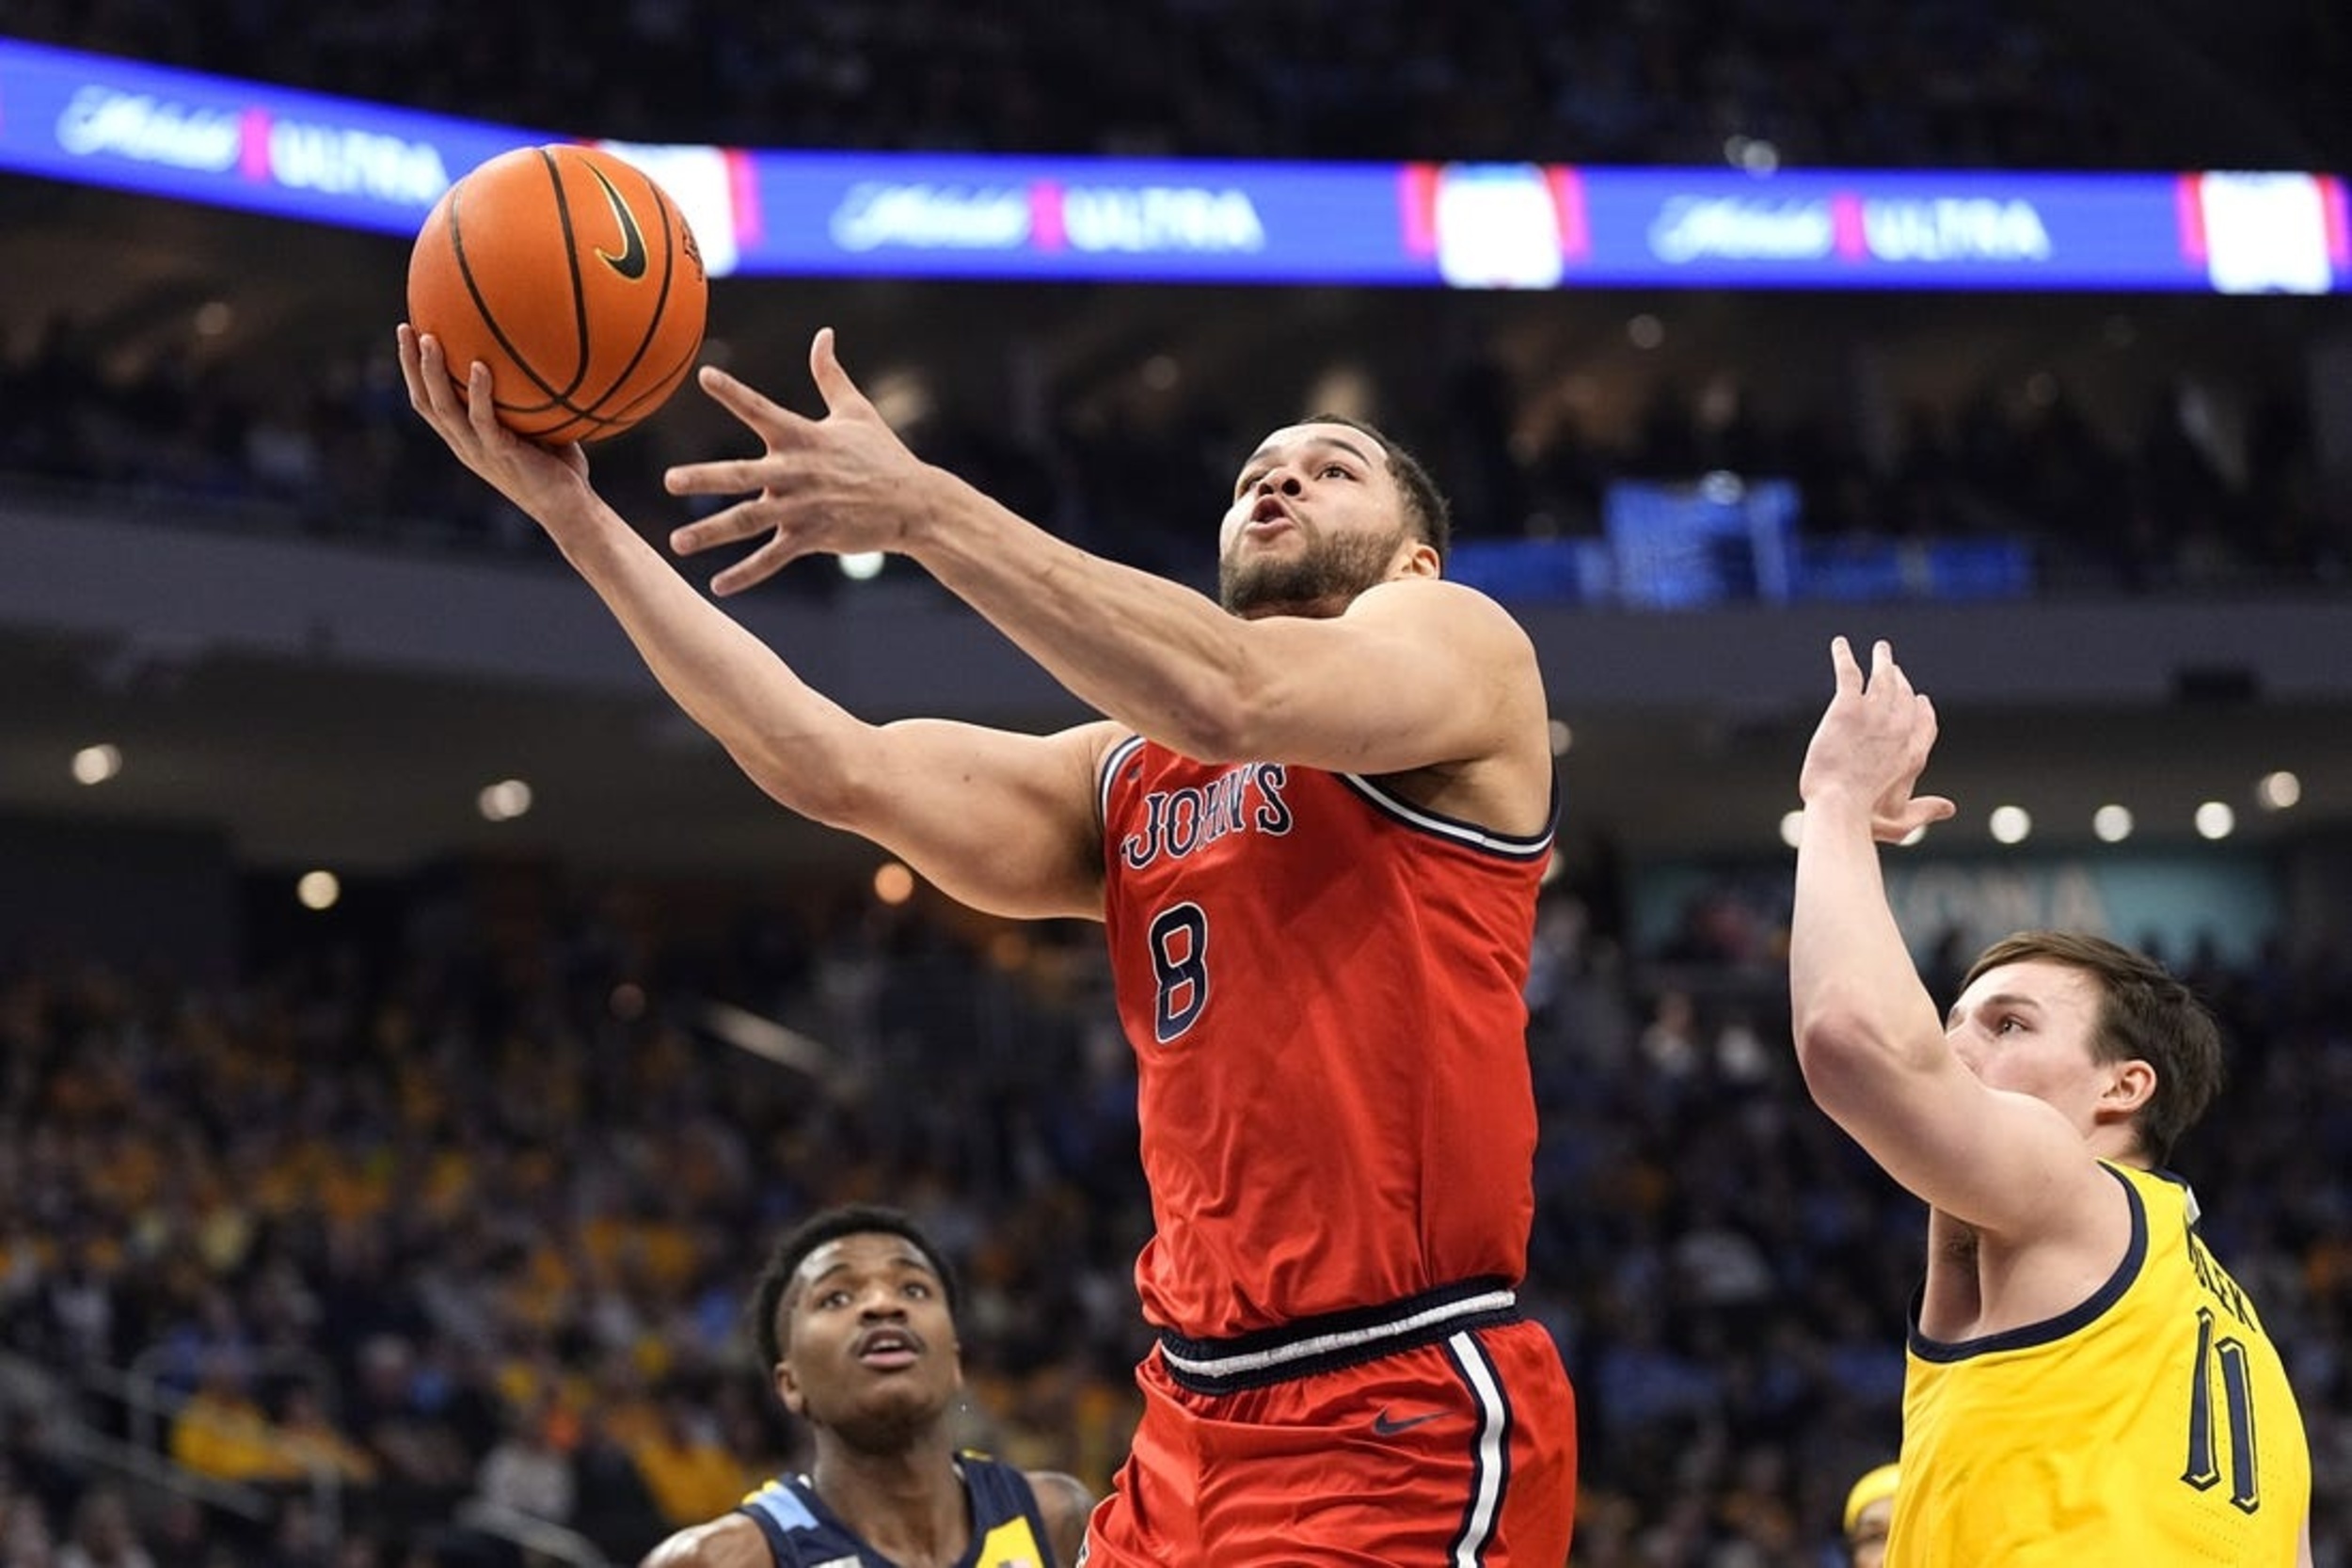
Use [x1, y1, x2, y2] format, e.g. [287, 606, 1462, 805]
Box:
[70, 743, 122, 785]
[476, 779, 533, 821]
[838, 552, 886, 581]
[295, 870, 341, 911]
[1779, 809, 1804, 848]
[2256, 770, 2302, 811]
[7, 38, 2339, 293]
[2092, 803, 2136, 843]
[873, 861, 916, 906]
[2196, 801, 2237, 840]
[1987, 805, 2032, 845]
[1547, 720, 1574, 756]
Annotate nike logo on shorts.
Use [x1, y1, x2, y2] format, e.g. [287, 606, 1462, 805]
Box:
[1372, 1408, 1443, 1435]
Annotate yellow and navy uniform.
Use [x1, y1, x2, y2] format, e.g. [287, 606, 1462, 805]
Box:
[737, 1452, 1056, 1567]
[1891, 1161, 2310, 1565]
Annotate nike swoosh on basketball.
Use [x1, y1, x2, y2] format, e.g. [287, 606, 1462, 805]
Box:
[586, 164, 650, 281]
[1372, 1409, 1443, 1435]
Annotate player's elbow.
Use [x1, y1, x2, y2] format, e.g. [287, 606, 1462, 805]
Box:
[1160, 660, 1293, 764]
[728, 726, 867, 829]
[1790, 987, 1891, 1113]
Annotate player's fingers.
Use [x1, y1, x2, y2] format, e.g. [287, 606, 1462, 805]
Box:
[1829, 635, 1862, 690]
[465, 361, 505, 441]
[667, 497, 778, 555]
[405, 330, 453, 418]
[708, 532, 806, 597]
[807, 327, 878, 420]
[1868, 639, 1896, 691]
[394, 325, 425, 394]
[697, 365, 805, 437]
[663, 457, 779, 500]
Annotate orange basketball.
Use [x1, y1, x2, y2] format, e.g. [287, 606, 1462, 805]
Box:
[407, 144, 707, 445]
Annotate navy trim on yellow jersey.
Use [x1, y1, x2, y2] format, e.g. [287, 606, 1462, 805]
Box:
[737, 1455, 1054, 1567]
[1907, 1163, 2149, 1364]
[1337, 769, 1557, 860]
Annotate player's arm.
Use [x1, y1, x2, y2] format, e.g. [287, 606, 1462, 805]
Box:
[638, 1513, 768, 1568]
[922, 543, 1539, 782]
[665, 334, 1543, 781]
[399, 328, 1111, 920]
[1789, 639, 2106, 1237]
[1025, 1468, 1097, 1568]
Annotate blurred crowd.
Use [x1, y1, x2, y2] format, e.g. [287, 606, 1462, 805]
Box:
[17, 0, 2342, 171]
[0, 861, 2346, 1565]
[1, 8, 2347, 1561]
[2, 307, 2335, 603]
[5, 0, 2346, 599]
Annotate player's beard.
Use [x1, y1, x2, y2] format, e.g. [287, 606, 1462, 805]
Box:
[1219, 523, 1408, 619]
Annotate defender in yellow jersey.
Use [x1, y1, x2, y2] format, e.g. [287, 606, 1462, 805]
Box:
[1789, 638, 2312, 1567]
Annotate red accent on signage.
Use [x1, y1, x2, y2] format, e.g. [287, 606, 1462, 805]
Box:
[2321, 176, 2350, 265]
[1030, 180, 1065, 249]
[239, 107, 270, 181]
[725, 147, 759, 244]
[2174, 173, 2209, 262]
[1549, 166, 1588, 260]
[1830, 193, 1866, 260]
[1400, 163, 1438, 257]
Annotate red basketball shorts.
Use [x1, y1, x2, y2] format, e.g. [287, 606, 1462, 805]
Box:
[1079, 1282, 1578, 1566]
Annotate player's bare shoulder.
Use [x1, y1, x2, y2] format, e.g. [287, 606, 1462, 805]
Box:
[1025, 1467, 1098, 1567]
[1354, 576, 1542, 677]
[638, 1511, 767, 1568]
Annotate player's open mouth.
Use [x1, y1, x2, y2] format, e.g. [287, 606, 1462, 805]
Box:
[853, 1328, 922, 1369]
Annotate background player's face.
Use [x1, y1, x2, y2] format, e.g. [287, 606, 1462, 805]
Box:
[1944, 959, 2119, 1132]
[773, 1233, 962, 1446]
[1848, 1494, 1892, 1567]
[1217, 421, 1417, 618]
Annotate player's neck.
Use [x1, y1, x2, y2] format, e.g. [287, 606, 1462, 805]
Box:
[813, 1434, 969, 1563]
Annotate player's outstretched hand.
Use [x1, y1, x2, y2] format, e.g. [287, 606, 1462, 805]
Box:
[397, 325, 590, 516]
[1800, 636, 1959, 845]
[663, 328, 938, 596]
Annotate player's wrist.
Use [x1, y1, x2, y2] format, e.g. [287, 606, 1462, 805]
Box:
[1797, 786, 1879, 830]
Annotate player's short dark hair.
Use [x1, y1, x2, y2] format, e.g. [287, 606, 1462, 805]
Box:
[1963, 930, 2224, 1166]
[1298, 411, 1454, 565]
[746, 1204, 961, 1368]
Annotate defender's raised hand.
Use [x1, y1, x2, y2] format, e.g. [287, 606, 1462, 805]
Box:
[1800, 636, 1958, 844]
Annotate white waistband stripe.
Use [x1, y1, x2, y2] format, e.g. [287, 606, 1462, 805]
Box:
[1160, 1289, 1518, 1380]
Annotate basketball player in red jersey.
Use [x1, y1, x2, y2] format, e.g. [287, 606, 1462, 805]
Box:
[397, 323, 1578, 1565]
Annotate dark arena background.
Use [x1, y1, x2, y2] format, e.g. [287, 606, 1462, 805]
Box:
[1, 4, 2347, 1563]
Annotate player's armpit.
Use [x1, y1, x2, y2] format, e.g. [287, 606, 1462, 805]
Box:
[819, 719, 1118, 922]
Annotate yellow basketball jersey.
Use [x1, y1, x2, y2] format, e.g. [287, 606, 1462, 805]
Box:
[1889, 1162, 2309, 1565]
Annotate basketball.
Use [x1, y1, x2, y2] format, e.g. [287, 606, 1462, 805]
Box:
[406, 144, 707, 445]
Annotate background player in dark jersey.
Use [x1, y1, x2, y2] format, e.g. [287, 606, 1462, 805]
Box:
[1789, 637, 2312, 1566]
[398, 325, 1578, 1564]
[642, 1204, 1090, 1568]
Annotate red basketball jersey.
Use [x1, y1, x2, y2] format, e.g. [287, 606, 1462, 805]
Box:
[1098, 736, 1553, 1339]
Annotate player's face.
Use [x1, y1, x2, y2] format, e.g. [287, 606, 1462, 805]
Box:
[1848, 1495, 1893, 1567]
[773, 1233, 961, 1446]
[1944, 959, 2115, 1128]
[1217, 422, 1419, 618]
